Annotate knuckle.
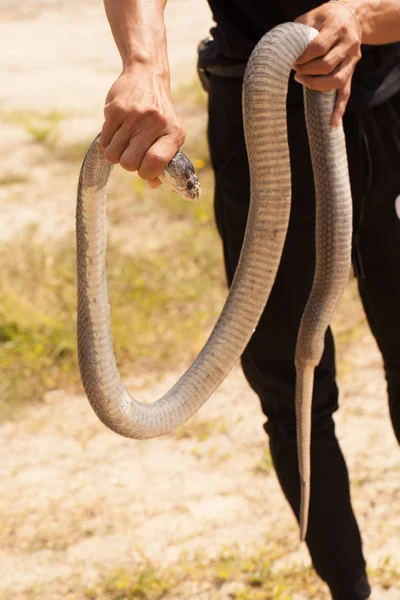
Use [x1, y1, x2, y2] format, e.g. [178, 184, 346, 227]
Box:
[146, 150, 167, 169]
[349, 38, 361, 55]
[99, 133, 107, 150]
[103, 148, 120, 164]
[341, 83, 351, 97]
[332, 73, 346, 88]
[320, 58, 335, 74]
[173, 125, 186, 147]
[104, 101, 127, 121]
[142, 107, 168, 128]
[341, 91, 350, 102]
[119, 154, 139, 172]
[138, 152, 167, 180]
[314, 39, 329, 55]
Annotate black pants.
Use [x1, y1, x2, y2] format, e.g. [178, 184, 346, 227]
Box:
[207, 75, 400, 600]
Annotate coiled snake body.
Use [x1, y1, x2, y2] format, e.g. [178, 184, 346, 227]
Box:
[77, 23, 352, 541]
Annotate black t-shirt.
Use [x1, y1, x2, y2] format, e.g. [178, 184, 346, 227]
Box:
[206, 0, 400, 109]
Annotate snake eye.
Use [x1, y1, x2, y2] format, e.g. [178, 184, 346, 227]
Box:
[186, 181, 194, 190]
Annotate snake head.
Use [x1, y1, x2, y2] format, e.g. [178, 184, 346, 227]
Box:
[159, 150, 201, 200]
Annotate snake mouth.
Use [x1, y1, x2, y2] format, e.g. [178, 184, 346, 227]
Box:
[186, 185, 201, 200]
[158, 160, 201, 201]
[185, 177, 201, 200]
[169, 181, 201, 201]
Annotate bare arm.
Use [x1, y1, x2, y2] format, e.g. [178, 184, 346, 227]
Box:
[352, 0, 400, 44]
[101, 0, 184, 182]
[294, 0, 400, 126]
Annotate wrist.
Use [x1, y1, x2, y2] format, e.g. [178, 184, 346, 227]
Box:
[104, 0, 170, 70]
[337, 0, 376, 43]
[121, 60, 170, 85]
[330, 0, 365, 40]
[118, 62, 172, 100]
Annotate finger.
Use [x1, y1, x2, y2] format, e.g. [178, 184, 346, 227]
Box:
[294, 55, 355, 92]
[119, 130, 149, 172]
[148, 178, 162, 189]
[103, 122, 132, 164]
[99, 117, 122, 150]
[294, 42, 343, 76]
[138, 135, 180, 181]
[331, 80, 351, 127]
[294, 27, 337, 66]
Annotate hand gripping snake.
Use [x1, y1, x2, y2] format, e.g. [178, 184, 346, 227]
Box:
[76, 23, 352, 541]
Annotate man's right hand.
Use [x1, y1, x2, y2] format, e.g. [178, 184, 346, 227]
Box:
[99, 65, 185, 185]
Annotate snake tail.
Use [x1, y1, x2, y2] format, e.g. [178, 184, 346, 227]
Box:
[294, 88, 353, 540]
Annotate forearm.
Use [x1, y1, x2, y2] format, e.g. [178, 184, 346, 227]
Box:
[103, 0, 169, 74]
[339, 0, 400, 44]
[101, 0, 184, 180]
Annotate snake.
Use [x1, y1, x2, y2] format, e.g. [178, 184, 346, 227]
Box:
[76, 22, 352, 541]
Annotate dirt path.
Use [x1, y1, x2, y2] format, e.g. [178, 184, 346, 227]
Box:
[0, 317, 399, 598]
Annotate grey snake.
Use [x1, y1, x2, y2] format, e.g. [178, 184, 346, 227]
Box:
[76, 22, 352, 541]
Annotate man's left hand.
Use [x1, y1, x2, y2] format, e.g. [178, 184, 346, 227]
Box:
[294, 1, 362, 126]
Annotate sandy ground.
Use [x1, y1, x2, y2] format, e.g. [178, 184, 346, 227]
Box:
[0, 324, 399, 598]
[0, 0, 212, 111]
[0, 0, 212, 241]
[0, 1, 399, 599]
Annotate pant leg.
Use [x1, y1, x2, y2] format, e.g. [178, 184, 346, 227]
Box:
[356, 92, 400, 445]
[207, 74, 370, 600]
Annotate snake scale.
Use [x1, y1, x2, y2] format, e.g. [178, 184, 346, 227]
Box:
[76, 23, 352, 541]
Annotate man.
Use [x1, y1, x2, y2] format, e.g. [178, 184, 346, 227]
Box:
[100, 1, 400, 598]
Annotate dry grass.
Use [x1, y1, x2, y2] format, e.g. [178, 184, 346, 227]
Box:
[2, 541, 327, 600]
[11, 541, 400, 599]
[0, 76, 221, 422]
[0, 173, 30, 186]
[1, 51, 399, 600]
[0, 218, 224, 421]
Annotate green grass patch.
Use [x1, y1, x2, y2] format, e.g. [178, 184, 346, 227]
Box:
[0, 218, 225, 421]
[71, 543, 400, 599]
[0, 108, 66, 128]
[3, 538, 399, 599]
[173, 77, 208, 109]
[41, 542, 326, 599]
[369, 555, 400, 589]
[84, 565, 179, 600]
[106, 164, 214, 232]
[0, 91, 221, 422]
[254, 448, 274, 476]
[173, 416, 228, 441]
[26, 123, 58, 145]
[1, 109, 65, 147]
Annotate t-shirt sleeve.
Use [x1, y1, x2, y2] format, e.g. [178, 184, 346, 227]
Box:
[279, 0, 325, 20]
